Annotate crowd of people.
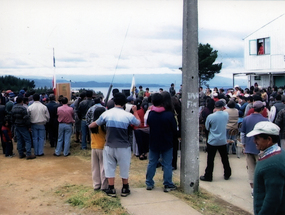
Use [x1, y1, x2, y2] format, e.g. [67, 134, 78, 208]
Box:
[2, 82, 285, 213]
[0, 83, 181, 198]
[199, 83, 285, 214]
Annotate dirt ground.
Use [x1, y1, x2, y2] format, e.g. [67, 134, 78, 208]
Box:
[0, 142, 93, 215]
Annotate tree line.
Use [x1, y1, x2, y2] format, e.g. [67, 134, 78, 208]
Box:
[0, 75, 52, 94]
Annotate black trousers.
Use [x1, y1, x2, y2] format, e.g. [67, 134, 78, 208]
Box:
[47, 120, 59, 147]
[204, 143, 231, 179]
[4, 141, 13, 156]
[134, 129, 149, 155]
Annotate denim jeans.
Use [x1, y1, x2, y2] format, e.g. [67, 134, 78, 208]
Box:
[15, 126, 32, 156]
[31, 124, 46, 155]
[55, 123, 72, 156]
[226, 129, 236, 154]
[146, 148, 174, 187]
[81, 120, 88, 149]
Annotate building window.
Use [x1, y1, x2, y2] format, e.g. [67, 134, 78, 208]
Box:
[254, 76, 261, 80]
[249, 37, 270, 55]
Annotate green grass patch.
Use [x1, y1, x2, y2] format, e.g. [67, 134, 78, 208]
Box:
[62, 139, 251, 215]
[56, 184, 128, 214]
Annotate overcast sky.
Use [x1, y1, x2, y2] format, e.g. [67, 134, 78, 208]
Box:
[1, 0, 285, 82]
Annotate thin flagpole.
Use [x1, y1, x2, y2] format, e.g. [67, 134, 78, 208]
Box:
[130, 74, 136, 99]
[104, 17, 132, 106]
[52, 48, 56, 96]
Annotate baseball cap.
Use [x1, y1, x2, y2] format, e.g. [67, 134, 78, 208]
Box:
[253, 101, 264, 109]
[215, 100, 224, 108]
[247, 121, 280, 137]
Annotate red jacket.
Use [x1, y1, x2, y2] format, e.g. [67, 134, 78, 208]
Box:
[1, 126, 12, 142]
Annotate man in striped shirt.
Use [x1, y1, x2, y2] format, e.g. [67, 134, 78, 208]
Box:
[89, 93, 140, 197]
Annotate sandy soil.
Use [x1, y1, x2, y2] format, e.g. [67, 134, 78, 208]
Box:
[0, 143, 93, 215]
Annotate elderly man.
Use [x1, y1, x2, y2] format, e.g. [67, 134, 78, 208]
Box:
[27, 93, 50, 156]
[247, 121, 285, 215]
[200, 100, 231, 182]
[240, 101, 268, 197]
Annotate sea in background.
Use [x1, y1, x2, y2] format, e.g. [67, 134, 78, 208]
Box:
[72, 86, 169, 97]
[72, 85, 247, 98]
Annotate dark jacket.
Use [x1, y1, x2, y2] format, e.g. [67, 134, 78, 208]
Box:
[147, 110, 177, 152]
[0, 105, 5, 126]
[77, 98, 94, 120]
[11, 104, 30, 127]
[254, 149, 285, 215]
[46, 101, 61, 125]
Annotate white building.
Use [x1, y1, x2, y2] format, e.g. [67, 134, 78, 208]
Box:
[234, 13, 285, 88]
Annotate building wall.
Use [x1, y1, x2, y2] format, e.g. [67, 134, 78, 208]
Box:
[249, 75, 270, 87]
[244, 15, 285, 72]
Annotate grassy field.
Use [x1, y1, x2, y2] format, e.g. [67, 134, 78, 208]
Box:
[54, 137, 251, 215]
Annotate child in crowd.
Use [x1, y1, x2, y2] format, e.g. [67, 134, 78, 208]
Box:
[1, 117, 14, 157]
[90, 107, 108, 191]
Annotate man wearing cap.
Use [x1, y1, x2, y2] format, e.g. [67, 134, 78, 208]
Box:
[240, 101, 268, 197]
[247, 121, 285, 215]
[200, 100, 231, 182]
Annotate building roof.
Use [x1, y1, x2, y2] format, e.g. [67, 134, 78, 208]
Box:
[233, 70, 285, 77]
[243, 13, 285, 39]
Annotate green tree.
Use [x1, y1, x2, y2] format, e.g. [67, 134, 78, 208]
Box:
[198, 43, 222, 86]
[0, 75, 35, 92]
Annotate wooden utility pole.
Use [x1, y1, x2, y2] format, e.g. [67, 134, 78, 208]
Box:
[180, 0, 199, 194]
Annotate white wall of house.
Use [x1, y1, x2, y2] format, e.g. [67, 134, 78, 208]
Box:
[244, 14, 285, 72]
[248, 75, 270, 87]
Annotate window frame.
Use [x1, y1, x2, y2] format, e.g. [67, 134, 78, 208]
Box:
[249, 37, 270, 56]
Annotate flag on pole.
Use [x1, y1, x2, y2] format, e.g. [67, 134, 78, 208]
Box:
[52, 48, 56, 95]
[130, 75, 136, 99]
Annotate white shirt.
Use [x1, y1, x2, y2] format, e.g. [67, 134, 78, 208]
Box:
[27, 101, 50, 124]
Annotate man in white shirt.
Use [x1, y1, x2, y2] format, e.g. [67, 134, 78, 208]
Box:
[27, 93, 50, 156]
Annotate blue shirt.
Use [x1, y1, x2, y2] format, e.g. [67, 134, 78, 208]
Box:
[241, 113, 268, 154]
[205, 111, 229, 146]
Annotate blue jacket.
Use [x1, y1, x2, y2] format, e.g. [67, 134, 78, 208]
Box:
[205, 111, 229, 146]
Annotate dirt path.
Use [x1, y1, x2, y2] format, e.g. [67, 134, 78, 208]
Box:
[0, 143, 93, 215]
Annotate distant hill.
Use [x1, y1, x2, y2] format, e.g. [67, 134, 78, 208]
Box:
[18, 73, 246, 89]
